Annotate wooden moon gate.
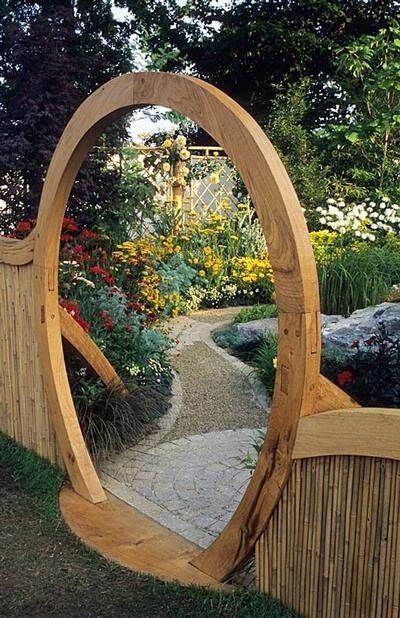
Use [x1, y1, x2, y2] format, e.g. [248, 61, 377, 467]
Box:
[0, 71, 357, 583]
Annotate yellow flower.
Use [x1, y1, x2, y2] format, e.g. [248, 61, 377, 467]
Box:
[237, 202, 248, 209]
[203, 246, 212, 256]
[179, 148, 190, 161]
[175, 135, 187, 149]
[213, 151, 220, 157]
[199, 270, 206, 277]
[174, 245, 181, 253]
[273, 357, 278, 369]
[163, 138, 173, 148]
[210, 172, 220, 184]
[193, 258, 199, 265]
[162, 162, 171, 173]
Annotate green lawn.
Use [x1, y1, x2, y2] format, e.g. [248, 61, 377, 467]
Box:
[0, 433, 298, 618]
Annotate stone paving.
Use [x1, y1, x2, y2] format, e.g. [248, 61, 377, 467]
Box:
[100, 309, 268, 548]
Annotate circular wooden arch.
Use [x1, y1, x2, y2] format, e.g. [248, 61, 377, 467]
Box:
[33, 72, 322, 580]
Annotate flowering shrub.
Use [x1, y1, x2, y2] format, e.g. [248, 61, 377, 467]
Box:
[322, 325, 400, 407]
[316, 197, 400, 242]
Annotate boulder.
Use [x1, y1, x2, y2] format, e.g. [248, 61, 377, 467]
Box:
[233, 302, 400, 354]
[322, 302, 400, 352]
[233, 317, 278, 341]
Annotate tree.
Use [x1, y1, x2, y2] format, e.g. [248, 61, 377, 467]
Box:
[120, 0, 400, 126]
[319, 21, 400, 200]
[0, 0, 132, 230]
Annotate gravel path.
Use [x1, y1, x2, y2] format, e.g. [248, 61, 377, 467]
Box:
[101, 308, 268, 549]
[166, 341, 265, 441]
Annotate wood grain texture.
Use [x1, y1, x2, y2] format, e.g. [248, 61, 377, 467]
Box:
[32, 71, 321, 576]
[314, 374, 360, 415]
[59, 307, 126, 392]
[257, 456, 400, 617]
[293, 407, 400, 460]
[60, 485, 225, 589]
[0, 233, 35, 265]
[0, 262, 61, 465]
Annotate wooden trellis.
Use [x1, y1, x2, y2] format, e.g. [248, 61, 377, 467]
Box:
[0, 72, 399, 615]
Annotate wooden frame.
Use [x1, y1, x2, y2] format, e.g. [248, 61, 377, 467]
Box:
[1, 72, 373, 584]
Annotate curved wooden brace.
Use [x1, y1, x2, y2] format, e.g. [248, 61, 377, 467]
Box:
[0, 233, 35, 265]
[293, 407, 400, 460]
[315, 374, 360, 414]
[59, 307, 126, 393]
[33, 72, 321, 579]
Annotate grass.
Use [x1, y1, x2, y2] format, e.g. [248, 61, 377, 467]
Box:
[0, 432, 298, 617]
[71, 377, 171, 462]
[318, 245, 400, 316]
[234, 304, 278, 323]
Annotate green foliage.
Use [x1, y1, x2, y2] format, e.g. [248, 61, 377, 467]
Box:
[69, 376, 171, 461]
[251, 334, 278, 395]
[124, 0, 399, 127]
[241, 429, 266, 473]
[266, 80, 332, 227]
[109, 147, 157, 244]
[318, 243, 400, 315]
[212, 327, 254, 352]
[234, 304, 278, 323]
[320, 21, 400, 201]
[322, 325, 400, 407]
[0, 432, 64, 521]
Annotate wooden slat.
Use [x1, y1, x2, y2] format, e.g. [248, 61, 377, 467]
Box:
[60, 486, 224, 589]
[293, 408, 400, 460]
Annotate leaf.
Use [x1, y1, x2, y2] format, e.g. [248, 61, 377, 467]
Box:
[345, 131, 360, 144]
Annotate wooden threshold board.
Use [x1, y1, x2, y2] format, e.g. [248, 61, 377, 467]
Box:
[60, 486, 224, 589]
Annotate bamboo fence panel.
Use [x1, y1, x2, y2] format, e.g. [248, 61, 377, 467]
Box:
[0, 262, 60, 464]
[257, 455, 400, 617]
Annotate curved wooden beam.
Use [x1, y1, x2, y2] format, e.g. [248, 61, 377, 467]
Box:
[59, 307, 126, 393]
[0, 233, 35, 265]
[293, 407, 400, 460]
[314, 374, 360, 414]
[33, 72, 321, 578]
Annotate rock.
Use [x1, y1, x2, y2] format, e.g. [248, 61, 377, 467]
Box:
[234, 314, 343, 343]
[233, 302, 400, 354]
[233, 317, 278, 341]
[322, 302, 400, 352]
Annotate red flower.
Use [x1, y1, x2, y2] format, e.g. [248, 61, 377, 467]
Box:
[90, 265, 109, 277]
[75, 317, 90, 333]
[365, 336, 376, 346]
[99, 310, 114, 330]
[60, 299, 79, 318]
[103, 275, 115, 285]
[81, 229, 100, 240]
[16, 220, 32, 232]
[337, 370, 353, 386]
[60, 299, 90, 333]
[350, 339, 359, 349]
[61, 233, 73, 243]
[62, 217, 79, 233]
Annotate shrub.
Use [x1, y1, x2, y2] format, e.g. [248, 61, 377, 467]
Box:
[321, 324, 400, 408]
[69, 373, 171, 461]
[234, 304, 278, 323]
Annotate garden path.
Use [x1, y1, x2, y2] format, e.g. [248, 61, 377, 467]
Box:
[100, 308, 269, 548]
